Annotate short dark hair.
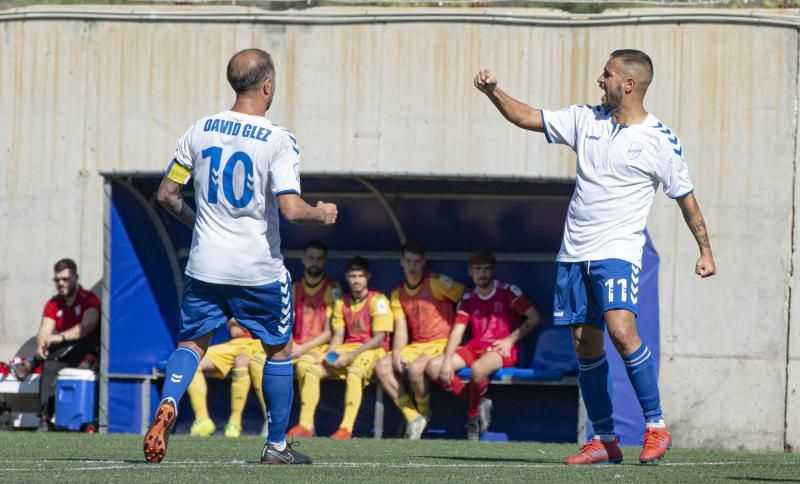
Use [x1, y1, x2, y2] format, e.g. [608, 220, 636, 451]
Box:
[609, 49, 654, 92]
[53, 258, 77, 274]
[226, 49, 275, 95]
[468, 251, 496, 268]
[401, 240, 425, 258]
[304, 240, 327, 253]
[346, 256, 370, 274]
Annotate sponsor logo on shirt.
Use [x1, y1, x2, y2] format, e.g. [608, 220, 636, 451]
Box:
[553, 310, 565, 318]
[56, 310, 63, 318]
[376, 299, 390, 314]
[75, 305, 82, 317]
[585, 134, 601, 141]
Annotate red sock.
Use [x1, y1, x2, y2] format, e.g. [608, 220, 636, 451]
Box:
[467, 379, 489, 419]
[436, 377, 469, 402]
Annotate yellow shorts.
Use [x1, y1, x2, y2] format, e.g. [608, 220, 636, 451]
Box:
[399, 339, 448, 362]
[326, 342, 386, 385]
[293, 344, 330, 365]
[205, 338, 265, 378]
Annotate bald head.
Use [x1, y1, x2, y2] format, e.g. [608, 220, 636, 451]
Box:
[609, 49, 653, 94]
[226, 49, 275, 95]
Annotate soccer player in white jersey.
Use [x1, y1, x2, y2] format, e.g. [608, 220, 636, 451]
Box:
[143, 49, 337, 465]
[475, 49, 716, 465]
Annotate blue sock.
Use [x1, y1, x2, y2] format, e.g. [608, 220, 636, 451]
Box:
[263, 357, 294, 444]
[578, 353, 615, 437]
[161, 346, 201, 406]
[622, 344, 662, 423]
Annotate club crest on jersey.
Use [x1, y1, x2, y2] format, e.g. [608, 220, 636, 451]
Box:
[376, 299, 390, 314]
[628, 142, 643, 160]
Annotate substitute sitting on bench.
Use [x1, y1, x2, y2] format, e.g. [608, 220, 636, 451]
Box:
[35, 258, 101, 431]
[426, 251, 541, 441]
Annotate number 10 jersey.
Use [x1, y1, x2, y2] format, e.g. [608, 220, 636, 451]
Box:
[165, 110, 301, 286]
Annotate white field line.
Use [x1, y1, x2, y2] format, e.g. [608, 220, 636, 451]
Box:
[1, 460, 797, 472]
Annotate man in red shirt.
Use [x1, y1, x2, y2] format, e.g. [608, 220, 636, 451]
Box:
[426, 251, 541, 440]
[35, 258, 101, 431]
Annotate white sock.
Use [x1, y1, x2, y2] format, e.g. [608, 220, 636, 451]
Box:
[594, 434, 616, 442]
[269, 439, 287, 451]
[646, 419, 666, 429]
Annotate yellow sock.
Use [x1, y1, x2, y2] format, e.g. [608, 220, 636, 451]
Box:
[415, 393, 431, 418]
[187, 369, 210, 421]
[394, 394, 420, 423]
[249, 358, 267, 418]
[340, 371, 364, 432]
[229, 367, 250, 426]
[299, 365, 321, 429]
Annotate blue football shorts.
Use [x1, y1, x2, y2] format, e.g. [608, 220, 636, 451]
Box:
[552, 258, 640, 329]
[179, 273, 294, 346]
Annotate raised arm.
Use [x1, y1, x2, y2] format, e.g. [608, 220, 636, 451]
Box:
[474, 69, 544, 132]
[676, 193, 716, 278]
[278, 193, 337, 225]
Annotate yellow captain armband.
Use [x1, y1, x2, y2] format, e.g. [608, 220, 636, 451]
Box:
[165, 159, 191, 184]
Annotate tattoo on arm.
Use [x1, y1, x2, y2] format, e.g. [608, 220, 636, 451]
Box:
[689, 221, 711, 249]
[679, 199, 711, 250]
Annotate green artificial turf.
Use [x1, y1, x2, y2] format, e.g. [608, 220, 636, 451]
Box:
[1, 433, 798, 482]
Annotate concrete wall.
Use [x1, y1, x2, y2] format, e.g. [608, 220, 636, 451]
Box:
[1, 5, 798, 450]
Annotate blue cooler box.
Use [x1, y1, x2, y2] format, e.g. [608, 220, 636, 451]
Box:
[55, 368, 97, 431]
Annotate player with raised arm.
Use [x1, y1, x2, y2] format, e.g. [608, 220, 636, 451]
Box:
[475, 50, 716, 464]
[144, 49, 337, 465]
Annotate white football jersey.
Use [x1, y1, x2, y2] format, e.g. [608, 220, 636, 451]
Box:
[542, 105, 693, 266]
[166, 110, 301, 286]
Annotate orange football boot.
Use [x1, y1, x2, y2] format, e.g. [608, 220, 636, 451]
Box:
[639, 427, 672, 463]
[330, 427, 353, 440]
[143, 400, 177, 463]
[287, 423, 315, 439]
[564, 437, 623, 465]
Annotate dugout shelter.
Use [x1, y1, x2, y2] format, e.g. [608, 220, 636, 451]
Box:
[100, 171, 660, 444]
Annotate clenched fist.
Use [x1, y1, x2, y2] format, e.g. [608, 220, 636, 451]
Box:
[317, 201, 338, 225]
[474, 69, 498, 94]
[695, 253, 716, 278]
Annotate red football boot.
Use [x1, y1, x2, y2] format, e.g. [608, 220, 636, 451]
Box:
[143, 400, 177, 463]
[564, 437, 623, 465]
[287, 423, 315, 439]
[330, 427, 352, 440]
[639, 427, 672, 464]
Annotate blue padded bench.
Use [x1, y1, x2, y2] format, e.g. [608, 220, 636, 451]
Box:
[374, 326, 585, 442]
[455, 326, 578, 384]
